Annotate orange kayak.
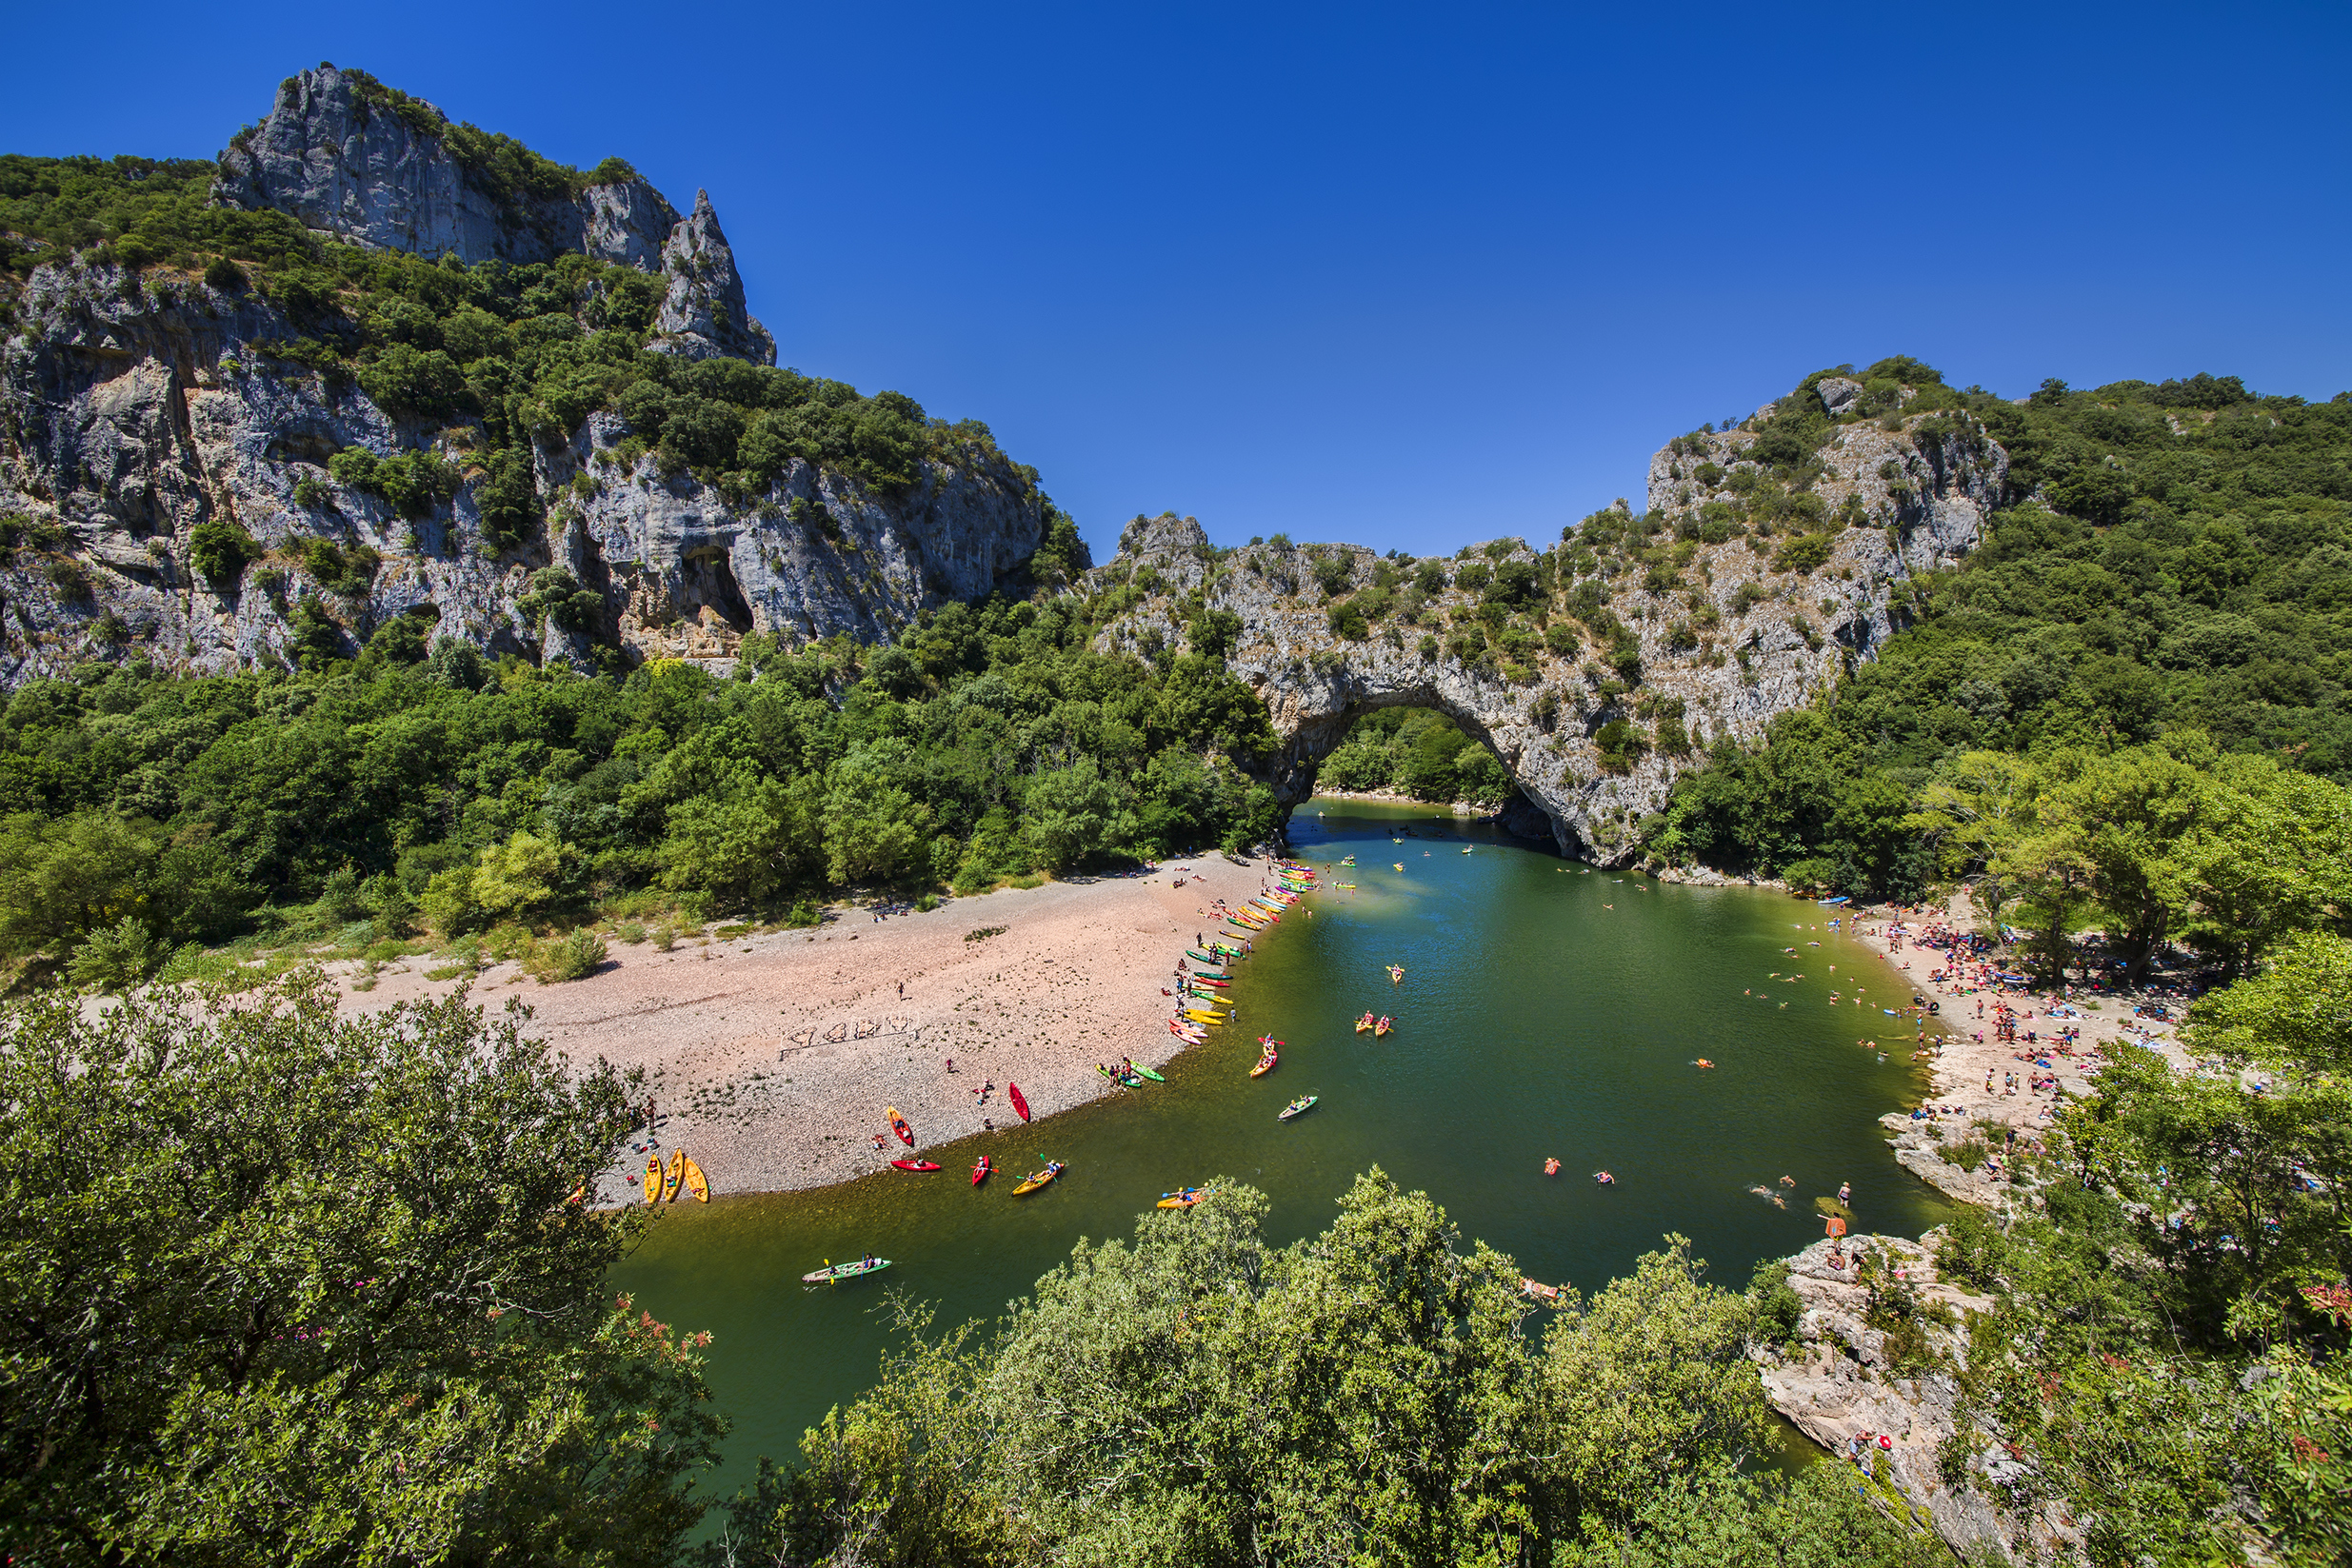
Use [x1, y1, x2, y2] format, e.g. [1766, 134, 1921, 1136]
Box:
[680, 1153, 709, 1202]
[662, 1149, 685, 1202]
[643, 1150, 662, 1205]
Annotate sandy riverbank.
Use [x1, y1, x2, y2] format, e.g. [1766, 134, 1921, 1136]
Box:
[333, 854, 1289, 1201]
[1844, 891, 2195, 1126]
[1824, 891, 2198, 1202]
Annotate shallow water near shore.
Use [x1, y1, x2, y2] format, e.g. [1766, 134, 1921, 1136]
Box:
[612, 798, 1951, 1499]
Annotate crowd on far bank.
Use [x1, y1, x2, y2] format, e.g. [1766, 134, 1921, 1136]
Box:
[1845, 899, 2203, 1161]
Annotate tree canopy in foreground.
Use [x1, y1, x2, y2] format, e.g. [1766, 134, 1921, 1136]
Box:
[0, 971, 722, 1566]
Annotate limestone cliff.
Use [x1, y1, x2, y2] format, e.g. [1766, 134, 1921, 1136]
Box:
[0, 69, 1046, 685]
[1091, 383, 2011, 863]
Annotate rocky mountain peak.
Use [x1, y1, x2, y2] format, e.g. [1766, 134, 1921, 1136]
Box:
[211, 65, 677, 268]
[649, 190, 775, 367]
[209, 65, 774, 366]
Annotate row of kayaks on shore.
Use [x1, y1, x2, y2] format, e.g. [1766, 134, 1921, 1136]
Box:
[638, 1147, 708, 1204]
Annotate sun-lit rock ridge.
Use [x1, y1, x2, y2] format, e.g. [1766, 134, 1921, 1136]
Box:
[1092, 385, 2009, 863]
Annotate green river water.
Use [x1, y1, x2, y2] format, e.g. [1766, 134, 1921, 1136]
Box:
[612, 797, 1952, 1499]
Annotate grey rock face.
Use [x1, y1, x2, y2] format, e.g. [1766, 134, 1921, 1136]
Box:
[648, 192, 776, 367]
[212, 66, 680, 268]
[1754, 1233, 2080, 1561]
[1094, 410, 2009, 865]
[211, 66, 774, 364]
[0, 257, 1043, 687]
[1815, 375, 1864, 415]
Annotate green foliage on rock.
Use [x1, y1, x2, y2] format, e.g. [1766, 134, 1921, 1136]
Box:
[1652, 362, 2352, 896]
[187, 520, 261, 588]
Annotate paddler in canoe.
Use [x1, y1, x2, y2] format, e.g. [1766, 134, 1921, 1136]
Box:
[1354, 1011, 1375, 1033]
[1013, 1161, 1066, 1195]
[1387, 964, 1405, 983]
[1374, 1016, 1392, 1036]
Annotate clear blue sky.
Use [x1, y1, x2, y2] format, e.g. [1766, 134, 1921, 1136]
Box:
[9, 3, 2348, 562]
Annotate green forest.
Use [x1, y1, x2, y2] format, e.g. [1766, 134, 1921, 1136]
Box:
[1318, 707, 1516, 804]
[0, 599, 1282, 990]
[1643, 364, 2352, 903]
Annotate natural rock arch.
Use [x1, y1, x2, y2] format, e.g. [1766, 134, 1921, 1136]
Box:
[1093, 398, 2007, 865]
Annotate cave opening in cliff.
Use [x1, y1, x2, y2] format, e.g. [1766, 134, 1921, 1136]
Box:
[682, 546, 754, 633]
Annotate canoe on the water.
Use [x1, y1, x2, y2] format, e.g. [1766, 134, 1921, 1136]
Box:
[972, 1156, 992, 1185]
[887, 1107, 915, 1146]
[1007, 1082, 1030, 1121]
[1131, 1064, 1165, 1082]
[1013, 1161, 1066, 1195]
[643, 1150, 663, 1205]
[803, 1258, 891, 1284]
[1250, 1050, 1277, 1077]
[889, 1159, 943, 1172]
[1278, 1095, 1319, 1121]
[1158, 1187, 1209, 1209]
[680, 1153, 709, 1202]
[662, 1148, 685, 1201]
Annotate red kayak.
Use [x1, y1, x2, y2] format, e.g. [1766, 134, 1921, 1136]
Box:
[886, 1106, 914, 1146]
[1007, 1082, 1031, 1122]
[890, 1159, 942, 1173]
[972, 1155, 992, 1185]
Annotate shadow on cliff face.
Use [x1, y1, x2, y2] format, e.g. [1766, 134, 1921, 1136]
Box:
[681, 546, 754, 633]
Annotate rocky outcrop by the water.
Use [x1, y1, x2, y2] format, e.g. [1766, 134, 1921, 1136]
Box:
[1879, 1110, 2018, 1206]
[0, 69, 1046, 685]
[1756, 1233, 2080, 1561]
[1091, 388, 2010, 864]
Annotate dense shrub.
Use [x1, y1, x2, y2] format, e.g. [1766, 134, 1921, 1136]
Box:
[188, 520, 260, 588]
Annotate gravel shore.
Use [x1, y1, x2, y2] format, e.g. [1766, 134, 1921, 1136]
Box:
[335, 854, 1285, 1201]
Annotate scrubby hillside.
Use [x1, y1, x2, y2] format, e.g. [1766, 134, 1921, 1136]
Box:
[1648, 364, 2352, 897]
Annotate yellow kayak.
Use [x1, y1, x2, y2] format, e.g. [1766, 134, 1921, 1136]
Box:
[643, 1150, 662, 1205]
[1013, 1161, 1066, 1195]
[663, 1148, 685, 1202]
[681, 1153, 709, 1202]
